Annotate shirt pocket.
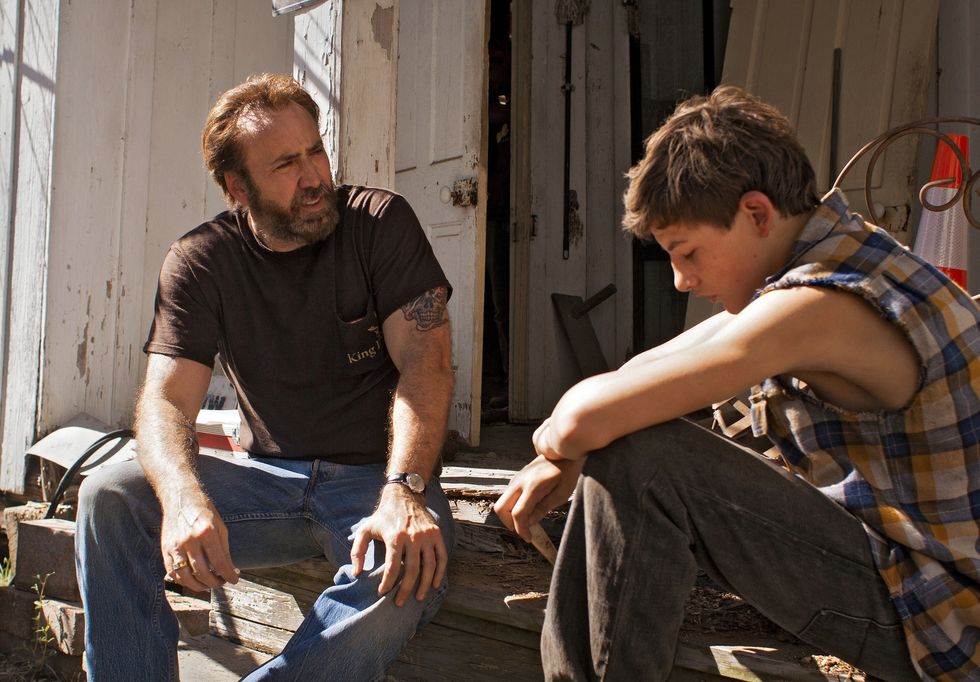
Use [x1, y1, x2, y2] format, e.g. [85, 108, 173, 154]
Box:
[336, 306, 388, 376]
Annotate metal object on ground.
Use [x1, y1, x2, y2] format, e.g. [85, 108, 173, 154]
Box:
[833, 117, 980, 230]
[552, 284, 617, 380]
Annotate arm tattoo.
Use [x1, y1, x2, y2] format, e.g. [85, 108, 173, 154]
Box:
[401, 287, 448, 332]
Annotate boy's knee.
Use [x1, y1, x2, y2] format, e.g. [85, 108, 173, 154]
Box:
[582, 419, 722, 491]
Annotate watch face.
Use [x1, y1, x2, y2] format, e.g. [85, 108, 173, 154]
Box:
[405, 472, 425, 493]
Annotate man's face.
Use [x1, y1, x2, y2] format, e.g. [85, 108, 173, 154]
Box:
[234, 102, 339, 249]
[654, 212, 770, 314]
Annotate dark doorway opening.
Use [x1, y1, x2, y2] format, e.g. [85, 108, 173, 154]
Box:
[481, 0, 512, 425]
[630, 0, 731, 353]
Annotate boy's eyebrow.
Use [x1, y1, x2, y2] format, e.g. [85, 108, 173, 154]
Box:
[664, 239, 686, 252]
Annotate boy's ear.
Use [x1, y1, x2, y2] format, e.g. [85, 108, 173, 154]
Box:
[225, 171, 250, 209]
[738, 191, 777, 237]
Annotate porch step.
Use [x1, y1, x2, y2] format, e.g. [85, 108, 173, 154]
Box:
[210, 548, 549, 679]
[1, 465, 863, 681]
[210, 548, 852, 681]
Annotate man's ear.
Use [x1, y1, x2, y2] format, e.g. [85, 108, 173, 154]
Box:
[225, 170, 249, 209]
[738, 191, 777, 237]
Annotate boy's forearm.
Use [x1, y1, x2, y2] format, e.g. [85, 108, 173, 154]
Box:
[621, 310, 733, 369]
[547, 336, 766, 459]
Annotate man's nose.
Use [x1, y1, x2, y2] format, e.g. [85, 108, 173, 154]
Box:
[297, 157, 321, 188]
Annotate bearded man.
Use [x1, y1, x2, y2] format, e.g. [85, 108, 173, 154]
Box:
[75, 73, 455, 681]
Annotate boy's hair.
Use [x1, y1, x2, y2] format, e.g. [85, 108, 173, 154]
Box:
[202, 73, 321, 206]
[623, 85, 819, 237]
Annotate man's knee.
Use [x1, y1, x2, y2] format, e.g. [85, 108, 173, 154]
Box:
[77, 461, 154, 527]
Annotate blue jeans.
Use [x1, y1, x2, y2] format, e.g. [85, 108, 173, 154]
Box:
[75, 454, 455, 681]
[542, 418, 919, 682]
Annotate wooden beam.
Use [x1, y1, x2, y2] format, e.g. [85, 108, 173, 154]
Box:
[293, 0, 397, 188]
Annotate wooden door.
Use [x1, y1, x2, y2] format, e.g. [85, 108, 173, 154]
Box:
[395, 0, 489, 445]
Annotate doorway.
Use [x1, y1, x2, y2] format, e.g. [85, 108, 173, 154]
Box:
[481, 0, 512, 425]
[630, 0, 731, 352]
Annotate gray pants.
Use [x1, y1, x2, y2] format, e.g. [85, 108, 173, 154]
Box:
[542, 418, 920, 681]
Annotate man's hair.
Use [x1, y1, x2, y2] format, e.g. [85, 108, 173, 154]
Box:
[202, 73, 320, 206]
[622, 85, 818, 237]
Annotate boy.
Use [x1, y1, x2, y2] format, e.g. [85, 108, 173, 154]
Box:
[495, 86, 979, 681]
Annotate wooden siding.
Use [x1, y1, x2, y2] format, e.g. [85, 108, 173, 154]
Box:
[513, 0, 632, 421]
[0, 0, 293, 492]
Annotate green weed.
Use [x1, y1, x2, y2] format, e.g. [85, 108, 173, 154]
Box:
[0, 557, 12, 588]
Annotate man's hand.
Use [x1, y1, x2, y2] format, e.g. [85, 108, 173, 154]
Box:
[350, 485, 448, 607]
[494, 454, 584, 543]
[161, 494, 239, 592]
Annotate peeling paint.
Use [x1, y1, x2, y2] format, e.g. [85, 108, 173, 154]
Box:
[105, 280, 113, 298]
[370, 3, 394, 61]
[76, 324, 89, 378]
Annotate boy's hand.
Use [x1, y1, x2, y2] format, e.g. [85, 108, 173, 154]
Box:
[533, 418, 587, 461]
[494, 455, 584, 543]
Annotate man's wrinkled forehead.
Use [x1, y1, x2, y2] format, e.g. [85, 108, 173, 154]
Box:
[235, 105, 277, 140]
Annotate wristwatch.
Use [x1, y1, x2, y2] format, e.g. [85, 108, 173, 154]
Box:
[385, 472, 426, 494]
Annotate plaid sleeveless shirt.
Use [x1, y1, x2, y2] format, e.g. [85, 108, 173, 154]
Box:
[749, 190, 980, 680]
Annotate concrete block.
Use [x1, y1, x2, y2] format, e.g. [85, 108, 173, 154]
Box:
[13, 519, 79, 602]
[0, 587, 208, 657]
[0, 585, 86, 656]
[1, 503, 49, 576]
[0, 631, 85, 679]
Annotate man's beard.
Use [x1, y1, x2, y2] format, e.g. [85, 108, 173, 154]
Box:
[243, 174, 340, 246]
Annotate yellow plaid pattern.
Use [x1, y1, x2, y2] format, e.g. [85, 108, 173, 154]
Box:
[750, 190, 980, 680]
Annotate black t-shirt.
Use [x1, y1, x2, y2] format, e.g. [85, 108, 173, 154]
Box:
[144, 186, 451, 463]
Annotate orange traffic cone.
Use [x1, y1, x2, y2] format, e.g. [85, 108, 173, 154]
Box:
[912, 134, 970, 289]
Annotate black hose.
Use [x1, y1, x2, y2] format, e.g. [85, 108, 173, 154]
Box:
[44, 429, 134, 519]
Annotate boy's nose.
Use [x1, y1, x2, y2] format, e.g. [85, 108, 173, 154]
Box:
[672, 265, 698, 293]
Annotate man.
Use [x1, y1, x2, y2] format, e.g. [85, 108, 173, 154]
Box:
[495, 87, 979, 681]
[76, 73, 455, 681]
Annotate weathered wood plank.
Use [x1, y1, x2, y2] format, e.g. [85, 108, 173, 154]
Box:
[0, 0, 59, 494]
[209, 611, 291, 656]
[41, 0, 133, 435]
[0, 0, 19, 463]
[211, 577, 315, 632]
[388, 622, 543, 682]
[428, 609, 541, 650]
[674, 641, 846, 682]
[211, 549, 551, 638]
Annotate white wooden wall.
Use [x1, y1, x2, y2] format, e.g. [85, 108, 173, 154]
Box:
[513, 0, 632, 421]
[723, 0, 939, 241]
[0, 0, 293, 492]
[685, 0, 940, 329]
[293, 0, 397, 189]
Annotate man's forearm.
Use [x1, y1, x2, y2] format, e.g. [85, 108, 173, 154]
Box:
[387, 361, 453, 479]
[134, 392, 209, 513]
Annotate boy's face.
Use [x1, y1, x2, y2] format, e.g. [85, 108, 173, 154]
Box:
[654, 210, 772, 314]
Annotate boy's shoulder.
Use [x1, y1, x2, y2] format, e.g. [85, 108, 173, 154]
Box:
[724, 285, 919, 411]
